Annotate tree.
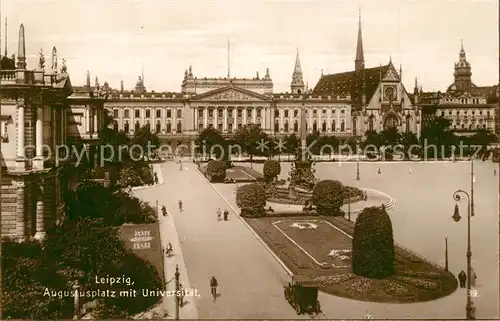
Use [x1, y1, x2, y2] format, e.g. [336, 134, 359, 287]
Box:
[352, 206, 395, 278]
[469, 129, 497, 160]
[263, 160, 281, 182]
[205, 160, 227, 182]
[236, 183, 267, 217]
[400, 131, 420, 159]
[310, 180, 344, 216]
[285, 134, 299, 160]
[131, 125, 160, 159]
[420, 117, 457, 158]
[195, 128, 227, 160]
[362, 130, 382, 158]
[234, 124, 268, 162]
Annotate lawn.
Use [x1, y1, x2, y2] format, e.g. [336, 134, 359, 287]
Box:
[246, 216, 458, 303]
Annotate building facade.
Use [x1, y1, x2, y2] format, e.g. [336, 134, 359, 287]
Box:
[417, 41, 498, 136]
[104, 51, 354, 150]
[0, 24, 73, 240]
[312, 14, 421, 139]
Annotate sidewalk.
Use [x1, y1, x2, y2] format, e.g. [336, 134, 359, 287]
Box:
[131, 164, 199, 319]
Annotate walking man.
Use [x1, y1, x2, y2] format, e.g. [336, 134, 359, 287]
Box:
[378, 167, 381, 174]
[223, 209, 229, 221]
[471, 268, 477, 287]
[458, 270, 466, 288]
[217, 208, 221, 221]
[179, 283, 185, 307]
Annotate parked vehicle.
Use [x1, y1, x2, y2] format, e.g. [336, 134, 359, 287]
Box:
[284, 275, 320, 315]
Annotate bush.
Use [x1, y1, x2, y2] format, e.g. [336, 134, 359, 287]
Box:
[311, 180, 344, 216]
[236, 183, 267, 217]
[352, 206, 395, 278]
[263, 160, 281, 182]
[116, 166, 142, 187]
[206, 160, 227, 182]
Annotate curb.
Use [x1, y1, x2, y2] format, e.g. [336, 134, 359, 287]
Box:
[193, 164, 293, 277]
[125, 163, 165, 192]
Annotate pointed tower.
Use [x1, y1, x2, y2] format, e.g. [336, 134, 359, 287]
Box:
[355, 9, 365, 72]
[291, 49, 305, 94]
[453, 39, 473, 92]
[4, 17, 7, 57]
[16, 24, 26, 69]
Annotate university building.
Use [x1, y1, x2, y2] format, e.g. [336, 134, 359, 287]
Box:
[105, 52, 353, 150]
[417, 41, 498, 136]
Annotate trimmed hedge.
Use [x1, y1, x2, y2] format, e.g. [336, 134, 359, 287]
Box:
[352, 206, 395, 278]
[206, 160, 227, 182]
[311, 180, 344, 216]
[263, 160, 281, 182]
[236, 183, 267, 217]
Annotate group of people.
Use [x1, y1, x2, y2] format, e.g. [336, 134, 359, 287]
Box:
[217, 208, 229, 221]
[458, 269, 477, 288]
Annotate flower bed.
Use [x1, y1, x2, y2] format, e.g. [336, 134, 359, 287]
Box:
[313, 274, 355, 285]
[400, 269, 441, 279]
[382, 280, 415, 297]
[345, 278, 373, 294]
[328, 249, 352, 262]
[393, 276, 439, 290]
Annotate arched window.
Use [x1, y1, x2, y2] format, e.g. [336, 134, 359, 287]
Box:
[156, 121, 161, 133]
[331, 120, 336, 132]
[135, 121, 140, 132]
[124, 121, 130, 133]
[166, 121, 172, 133]
[352, 117, 357, 135]
[340, 121, 345, 132]
[322, 122, 327, 132]
[313, 121, 317, 132]
[113, 120, 118, 131]
[368, 116, 374, 131]
[284, 121, 289, 132]
[405, 115, 411, 132]
[293, 121, 298, 132]
[274, 121, 279, 132]
[176, 121, 182, 133]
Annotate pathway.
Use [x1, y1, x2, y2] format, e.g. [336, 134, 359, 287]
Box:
[135, 162, 311, 319]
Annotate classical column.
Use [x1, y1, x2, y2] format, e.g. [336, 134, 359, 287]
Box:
[85, 107, 90, 133]
[93, 108, 97, 134]
[308, 108, 313, 133]
[16, 181, 26, 240]
[243, 108, 247, 125]
[214, 107, 218, 129]
[34, 106, 44, 169]
[253, 107, 257, 124]
[16, 101, 26, 170]
[34, 182, 45, 240]
[234, 108, 238, 128]
[203, 108, 208, 128]
[223, 108, 228, 132]
[193, 107, 198, 130]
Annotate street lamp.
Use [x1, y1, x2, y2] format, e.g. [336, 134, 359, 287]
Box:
[174, 265, 180, 320]
[356, 140, 360, 180]
[470, 158, 475, 217]
[452, 189, 474, 319]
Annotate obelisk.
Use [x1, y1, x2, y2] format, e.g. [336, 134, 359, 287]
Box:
[299, 100, 308, 161]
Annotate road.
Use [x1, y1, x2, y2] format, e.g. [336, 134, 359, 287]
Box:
[136, 161, 311, 319]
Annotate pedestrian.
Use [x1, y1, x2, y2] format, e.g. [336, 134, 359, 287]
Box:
[217, 208, 221, 221]
[127, 185, 132, 194]
[458, 270, 466, 288]
[471, 268, 477, 287]
[378, 167, 381, 174]
[494, 169, 497, 176]
[408, 168, 412, 175]
[161, 205, 167, 216]
[154, 172, 159, 184]
[223, 209, 229, 221]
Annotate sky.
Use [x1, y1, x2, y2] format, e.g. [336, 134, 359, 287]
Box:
[2, 0, 498, 93]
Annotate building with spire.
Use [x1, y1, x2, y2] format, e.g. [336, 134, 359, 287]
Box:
[0, 23, 75, 240]
[101, 48, 352, 151]
[416, 41, 497, 136]
[312, 11, 421, 138]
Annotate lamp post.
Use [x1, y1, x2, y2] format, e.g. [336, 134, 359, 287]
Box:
[470, 158, 475, 217]
[174, 265, 180, 320]
[347, 196, 351, 221]
[356, 140, 360, 180]
[452, 189, 474, 319]
[444, 237, 449, 272]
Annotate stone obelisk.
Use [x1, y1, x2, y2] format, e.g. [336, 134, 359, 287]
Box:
[299, 100, 308, 161]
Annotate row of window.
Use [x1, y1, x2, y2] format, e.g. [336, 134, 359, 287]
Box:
[441, 98, 485, 104]
[453, 124, 488, 130]
[115, 120, 182, 133]
[440, 110, 491, 117]
[275, 109, 346, 118]
[113, 109, 182, 119]
[274, 121, 345, 133]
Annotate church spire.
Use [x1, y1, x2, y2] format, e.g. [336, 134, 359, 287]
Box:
[355, 8, 365, 71]
[4, 17, 7, 57]
[291, 48, 305, 94]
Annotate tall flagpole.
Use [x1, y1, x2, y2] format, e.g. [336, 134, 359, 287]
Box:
[227, 39, 230, 78]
